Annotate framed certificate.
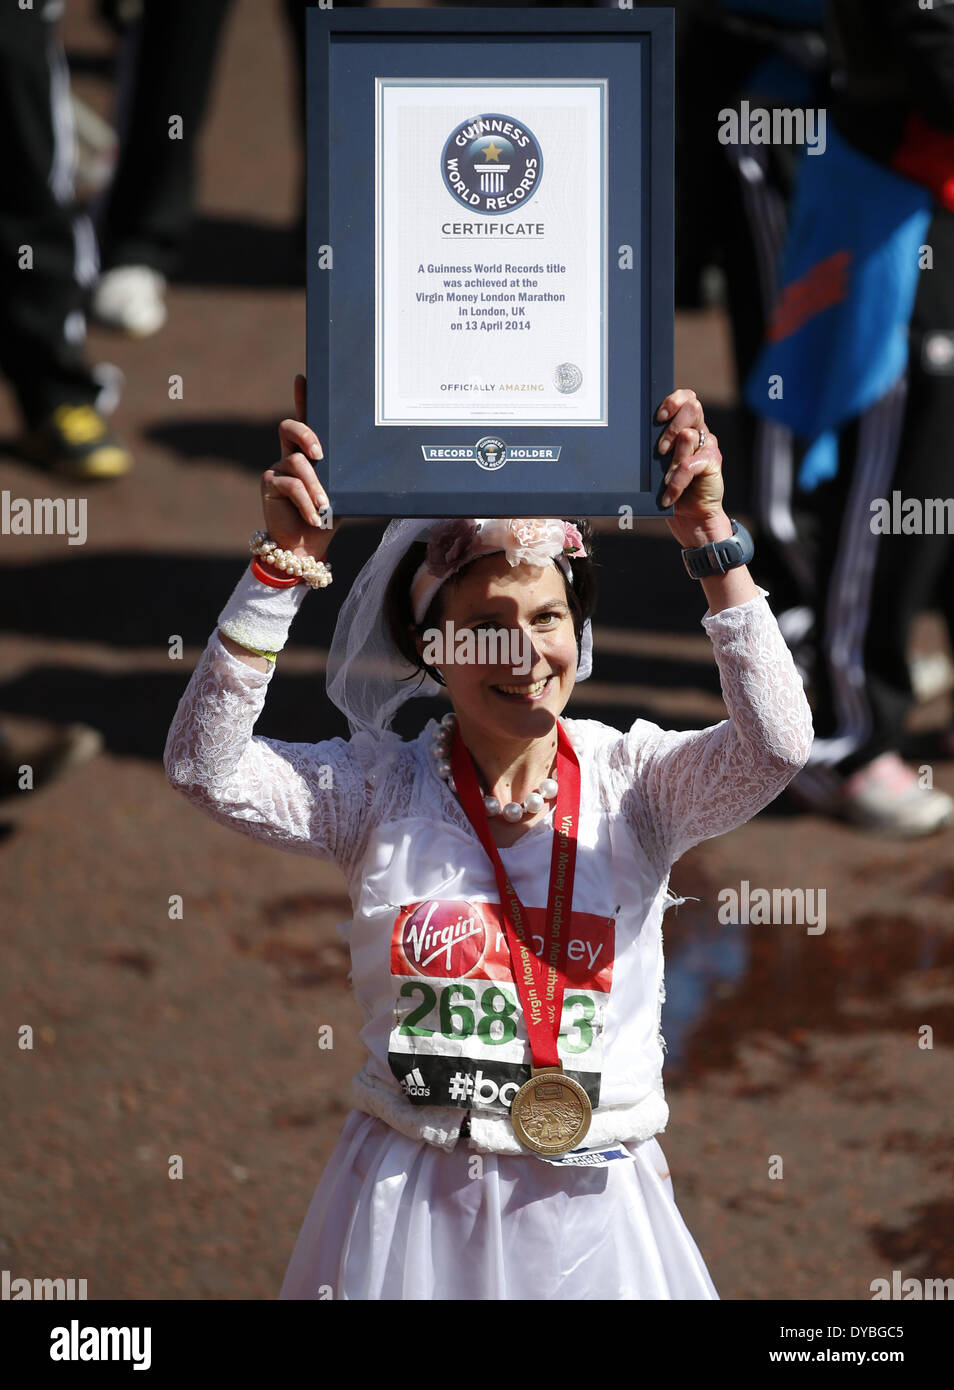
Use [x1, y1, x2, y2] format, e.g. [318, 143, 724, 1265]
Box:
[307, 7, 674, 517]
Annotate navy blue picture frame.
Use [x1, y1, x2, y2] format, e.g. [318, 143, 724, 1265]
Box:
[306, 6, 674, 518]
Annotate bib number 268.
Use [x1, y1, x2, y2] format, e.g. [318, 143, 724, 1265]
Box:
[397, 980, 595, 1052]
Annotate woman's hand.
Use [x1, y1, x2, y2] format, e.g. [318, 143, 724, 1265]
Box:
[260, 374, 340, 559]
[655, 387, 732, 549]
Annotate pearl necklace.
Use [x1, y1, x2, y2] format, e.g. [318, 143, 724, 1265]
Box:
[431, 712, 577, 823]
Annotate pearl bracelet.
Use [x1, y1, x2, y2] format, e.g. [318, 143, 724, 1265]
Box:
[249, 530, 333, 589]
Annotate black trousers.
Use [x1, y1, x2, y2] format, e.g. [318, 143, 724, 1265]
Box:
[91, 0, 234, 278]
[816, 208, 954, 774]
[0, 1, 102, 427]
[0, 0, 309, 427]
[93, 0, 372, 276]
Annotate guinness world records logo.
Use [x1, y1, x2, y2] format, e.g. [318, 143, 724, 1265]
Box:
[475, 436, 507, 470]
[441, 113, 543, 214]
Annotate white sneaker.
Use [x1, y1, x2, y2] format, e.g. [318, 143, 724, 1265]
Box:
[91, 265, 167, 337]
[909, 651, 954, 703]
[840, 753, 954, 837]
[788, 752, 954, 837]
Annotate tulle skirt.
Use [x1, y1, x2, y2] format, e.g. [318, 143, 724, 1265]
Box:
[279, 1110, 719, 1300]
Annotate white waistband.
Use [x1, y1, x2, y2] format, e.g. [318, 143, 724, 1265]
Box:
[349, 1067, 669, 1155]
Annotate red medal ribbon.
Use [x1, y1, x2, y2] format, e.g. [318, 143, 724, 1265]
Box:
[449, 720, 581, 1068]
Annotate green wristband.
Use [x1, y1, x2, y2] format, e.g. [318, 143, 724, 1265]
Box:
[238, 643, 278, 664]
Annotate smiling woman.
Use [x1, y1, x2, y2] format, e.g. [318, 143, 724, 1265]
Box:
[164, 376, 814, 1300]
[382, 522, 596, 834]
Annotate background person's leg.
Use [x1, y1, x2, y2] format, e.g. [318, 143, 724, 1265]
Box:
[0, 1, 131, 476]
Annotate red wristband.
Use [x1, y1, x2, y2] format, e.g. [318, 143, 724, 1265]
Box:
[250, 555, 301, 589]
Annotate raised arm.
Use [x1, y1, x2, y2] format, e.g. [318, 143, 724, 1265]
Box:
[163, 571, 378, 872]
[616, 587, 813, 872]
[611, 388, 813, 870]
[164, 373, 378, 871]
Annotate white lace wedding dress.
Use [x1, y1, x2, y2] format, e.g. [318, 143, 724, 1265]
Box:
[164, 572, 813, 1299]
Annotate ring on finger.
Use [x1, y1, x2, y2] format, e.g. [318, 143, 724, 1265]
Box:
[696, 427, 708, 452]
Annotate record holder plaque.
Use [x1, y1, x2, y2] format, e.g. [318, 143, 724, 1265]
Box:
[306, 7, 674, 517]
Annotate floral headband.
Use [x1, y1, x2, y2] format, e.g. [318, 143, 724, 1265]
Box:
[410, 517, 586, 626]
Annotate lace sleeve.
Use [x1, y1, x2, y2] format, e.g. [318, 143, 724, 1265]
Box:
[608, 588, 814, 873]
[163, 630, 379, 877]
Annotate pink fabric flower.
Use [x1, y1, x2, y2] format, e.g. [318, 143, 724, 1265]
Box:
[501, 518, 567, 567]
[509, 518, 550, 549]
[425, 519, 480, 578]
[562, 522, 585, 557]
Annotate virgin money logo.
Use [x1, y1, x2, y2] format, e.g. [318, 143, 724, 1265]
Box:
[400, 899, 487, 978]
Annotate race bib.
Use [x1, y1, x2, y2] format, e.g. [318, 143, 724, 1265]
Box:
[387, 897, 615, 1113]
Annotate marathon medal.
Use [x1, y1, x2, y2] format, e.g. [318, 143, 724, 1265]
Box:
[510, 1066, 592, 1156]
[450, 720, 592, 1155]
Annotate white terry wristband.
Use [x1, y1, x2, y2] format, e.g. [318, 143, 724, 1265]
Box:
[217, 564, 311, 654]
